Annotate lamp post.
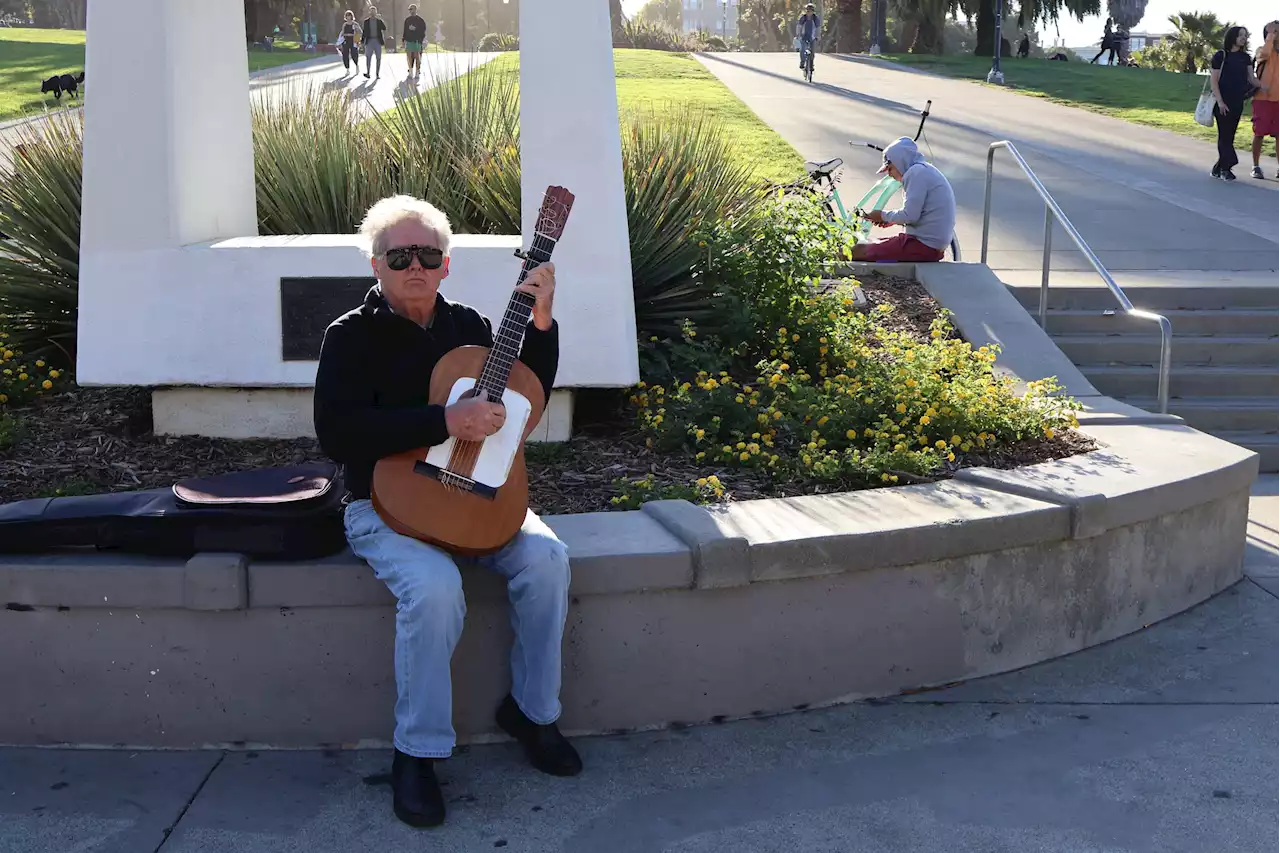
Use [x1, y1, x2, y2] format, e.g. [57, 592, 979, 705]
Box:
[986, 0, 1004, 83]
[868, 0, 881, 54]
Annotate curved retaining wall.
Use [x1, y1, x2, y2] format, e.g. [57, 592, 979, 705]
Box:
[0, 415, 1256, 748]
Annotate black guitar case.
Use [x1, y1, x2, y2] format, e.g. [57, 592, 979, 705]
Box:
[0, 462, 348, 560]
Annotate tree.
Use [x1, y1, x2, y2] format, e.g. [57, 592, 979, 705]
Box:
[1106, 0, 1145, 29]
[1163, 10, 1227, 73]
[959, 0, 1098, 57]
[828, 0, 864, 52]
[636, 0, 681, 29]
[892, 0, 953, 54]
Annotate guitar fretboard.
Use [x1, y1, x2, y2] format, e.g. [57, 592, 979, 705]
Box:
[475, 234, 556, 400]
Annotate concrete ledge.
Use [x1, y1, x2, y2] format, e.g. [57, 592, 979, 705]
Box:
[641, 500, 752, 589]
[0, 417, 1250, 747]
[956, 422, 1258, 539]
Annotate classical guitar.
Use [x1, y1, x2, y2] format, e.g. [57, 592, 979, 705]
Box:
[370, 186, 575, 556]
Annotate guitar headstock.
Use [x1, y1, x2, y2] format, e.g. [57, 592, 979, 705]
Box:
[533, 186, 575, 242]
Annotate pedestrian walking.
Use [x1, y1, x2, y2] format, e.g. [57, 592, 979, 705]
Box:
[1210, 26, 1267, 181]
[338, 10, 360, 74]
[1251, 20, 1278, 179]
[363, 5, 387, 79]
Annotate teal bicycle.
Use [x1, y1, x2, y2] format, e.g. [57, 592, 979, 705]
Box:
[772, 100, 962, 261]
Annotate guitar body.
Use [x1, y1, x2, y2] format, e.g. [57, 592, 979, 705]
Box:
[372, 345, 548, 556]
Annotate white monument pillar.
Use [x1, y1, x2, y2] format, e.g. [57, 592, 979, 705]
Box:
[80, 0, 257, 253]
[519, 1, 639, 387]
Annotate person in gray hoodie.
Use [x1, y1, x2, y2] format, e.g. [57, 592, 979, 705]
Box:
[853, 136, 956, 263]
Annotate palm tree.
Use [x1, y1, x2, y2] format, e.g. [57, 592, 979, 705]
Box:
[963, 0, 1100, 57]
[1164, 11, 1226, 73]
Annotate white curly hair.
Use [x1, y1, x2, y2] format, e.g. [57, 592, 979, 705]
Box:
[359, 195, 454, 257]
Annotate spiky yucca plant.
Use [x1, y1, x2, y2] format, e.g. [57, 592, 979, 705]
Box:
[620, 104, 763, 339]
[374, 58, 521, 233]
[0, 111, 83, 366]
[251, 83, 425, 235]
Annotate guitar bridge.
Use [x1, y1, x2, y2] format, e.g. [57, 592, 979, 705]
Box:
[413, 461, 498, 501]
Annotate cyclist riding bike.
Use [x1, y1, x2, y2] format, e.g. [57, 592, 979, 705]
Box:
[852, 136, 957, 264]
[796, 3, 820, 72]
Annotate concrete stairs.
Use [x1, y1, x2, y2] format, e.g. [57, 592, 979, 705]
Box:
[1007, 284, 1278, 473]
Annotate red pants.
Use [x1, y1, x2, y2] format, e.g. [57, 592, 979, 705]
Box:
[860, 233, 945, 263]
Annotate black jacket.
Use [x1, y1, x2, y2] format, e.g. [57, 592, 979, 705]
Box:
[313, 286, 559, 501]
[362, 16, 386, 44]
[403, 15, 427, 42]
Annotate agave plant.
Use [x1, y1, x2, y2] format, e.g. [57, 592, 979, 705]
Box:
[0, 111, 83, 366]
[620, 103, 763, 339]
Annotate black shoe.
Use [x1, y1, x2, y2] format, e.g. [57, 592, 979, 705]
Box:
[1252, 165, 1265, 179]
[1211, 164, 1222, 179]
[391, 749, 446, 828]
[1222, 168, 1237, 181]
[495, 694, 583, 777]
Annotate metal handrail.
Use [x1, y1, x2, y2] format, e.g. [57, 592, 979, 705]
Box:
[981, 141, 1171, 415]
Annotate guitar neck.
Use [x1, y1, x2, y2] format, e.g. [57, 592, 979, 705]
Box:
[475, 236, 556, 400]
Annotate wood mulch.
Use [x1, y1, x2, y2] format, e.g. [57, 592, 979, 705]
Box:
[0, 271, 1096, 516]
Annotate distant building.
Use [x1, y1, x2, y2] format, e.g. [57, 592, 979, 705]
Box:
[680, 0, 738, 39]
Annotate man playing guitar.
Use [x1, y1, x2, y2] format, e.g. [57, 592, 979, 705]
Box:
[313, 194, 581, 830]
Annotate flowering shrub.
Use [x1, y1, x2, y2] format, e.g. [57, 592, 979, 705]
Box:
[0, 332, 67, 408]
[626, 191, 1083, 499]
[609, 473, 726, 509]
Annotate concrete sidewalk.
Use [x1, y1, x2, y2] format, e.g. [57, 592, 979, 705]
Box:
[2, 479, 1275, 853]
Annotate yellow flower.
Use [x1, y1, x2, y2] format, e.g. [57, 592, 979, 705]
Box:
[35, 360, 44, 367]
[739, 452, 750, 461]
[1045, 428, 1056, 439]
[935, 440, 947, 449]
[41, 380, 52, 390]
[950, 435, 962, 445]
[919, 415, 931, 425]
[896, 403, 906, 414]
[846, 429, 857, 439]
[17, 373, 26, 381]
[947, 452, 956, 462]
[694, 429, 705, 440]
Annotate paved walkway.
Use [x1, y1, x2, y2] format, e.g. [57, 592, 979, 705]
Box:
[695, 53, 1279, 278]
[0, 50, 497, 157]
[1, 478, 1274, 853]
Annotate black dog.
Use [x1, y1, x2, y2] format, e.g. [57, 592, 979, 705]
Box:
[40, 71, 85, 100]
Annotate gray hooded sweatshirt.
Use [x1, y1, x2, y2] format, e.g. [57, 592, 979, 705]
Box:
[879, 137, 956, 251]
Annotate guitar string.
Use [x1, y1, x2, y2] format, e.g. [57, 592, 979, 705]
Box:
[450, 227, 561, 485]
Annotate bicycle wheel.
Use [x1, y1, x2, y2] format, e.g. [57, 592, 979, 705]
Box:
[805, 51, 814, 82]
[948, 234, 962, 262]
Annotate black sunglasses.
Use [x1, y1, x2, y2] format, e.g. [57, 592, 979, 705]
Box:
[382, 245, 444, 271]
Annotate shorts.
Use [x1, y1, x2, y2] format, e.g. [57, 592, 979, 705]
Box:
[1252, 99, 1278, 137]
[860, 232, 945, 263]
[405, 40, 423, 53]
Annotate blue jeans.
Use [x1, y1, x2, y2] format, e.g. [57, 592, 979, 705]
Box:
[344, 498, 572, 758]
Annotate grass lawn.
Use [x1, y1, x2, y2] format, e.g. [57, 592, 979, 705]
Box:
[437, 49, 804, 183]
[879, 53, 1266, 155]
[0, 28, 323, 122]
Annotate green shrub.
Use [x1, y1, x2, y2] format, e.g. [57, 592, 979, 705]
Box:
[614, 20, 686, 51]
[477, 33, 519, 50]
[0, 110, 82, 366]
